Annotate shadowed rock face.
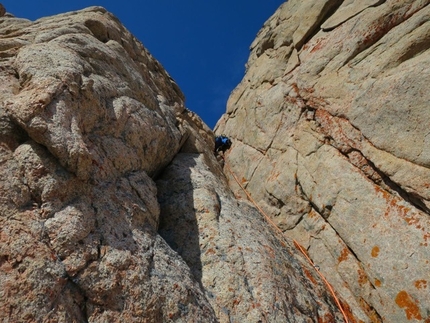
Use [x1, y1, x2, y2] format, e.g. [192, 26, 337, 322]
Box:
[216, 0, 430, 322]
[0, 5, 346, 323]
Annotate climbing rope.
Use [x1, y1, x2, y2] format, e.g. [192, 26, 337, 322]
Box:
[221, 155, 349, 323]
[293, 241, 349, 323]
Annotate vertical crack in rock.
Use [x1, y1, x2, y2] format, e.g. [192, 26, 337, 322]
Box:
[297, 0, 344, 49]
[157, 150, 348, 321]
[314, 107, 430, 214]
[356, 152, 430, 214]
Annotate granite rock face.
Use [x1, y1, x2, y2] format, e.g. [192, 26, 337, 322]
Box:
[157, 152, 347, 322]
[216, 0, 430, 322]
[0, 6, 215, 323]
[0, 5, 347, 323]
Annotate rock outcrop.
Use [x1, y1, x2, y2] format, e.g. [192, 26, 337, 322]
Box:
[0, 4, 349, 323]
[216, 0, 430, 322]
[0, 6, 215, 323]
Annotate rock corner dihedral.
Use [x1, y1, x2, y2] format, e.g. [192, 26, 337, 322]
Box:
[0, 4, 347, 322]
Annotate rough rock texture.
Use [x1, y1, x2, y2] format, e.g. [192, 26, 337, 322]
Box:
[216, 0, 430, 322]
[0, 5, 348, 323]
[0, 4, 5, 18]
[157, 152, 346, 323]
[0, 6, 215, 323]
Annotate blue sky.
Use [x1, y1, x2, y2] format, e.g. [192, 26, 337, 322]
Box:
[2, 1, 284, 128]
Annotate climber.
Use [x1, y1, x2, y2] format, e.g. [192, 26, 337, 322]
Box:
[214, 135, 232, 154]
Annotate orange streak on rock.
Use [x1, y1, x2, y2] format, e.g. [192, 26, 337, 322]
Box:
[414, 280, 427, 290]
[357, 268, 369, 286]
[338, 247, 349, 263]
[374, 279, 382, 287]
[371, 246, 380, 258]
[395, 290, 422, 320]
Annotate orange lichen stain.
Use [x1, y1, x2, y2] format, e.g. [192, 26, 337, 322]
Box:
[267, 171, 280, 181]
[251, 302, 261, 309]
[263, 244, 275, 259]
[414, 280, 428, 290]
[304, 87, 315, 94]
[376, 187, 427, 234]
[374, 185, 391, 202]
[205, 248, 216, 255]
[232, 298, 240, 306]
[310, 40, 326, 53]
[395, 290, 422, 320]
[384, 197, 411, 220]
[357, 268, 369, 286]
[338, 247, 349, 263]
[302, 267, 317, 285]
[241, 177, 247, 184]
[317, 312, 335, 323]
[404, 215, 418, 226]
[420, 232, 430, 246]
[308, 209, 318, 218]
[371, 246, 380, 258]
[374, 279, 382, 287]
[339, 299, 360, 323]
[358, 297, 382, 323]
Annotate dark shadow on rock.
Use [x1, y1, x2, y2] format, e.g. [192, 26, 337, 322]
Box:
[156, 153, 203, 286]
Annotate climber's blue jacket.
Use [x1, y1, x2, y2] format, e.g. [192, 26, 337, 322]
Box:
[215, 135, 232, 152]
